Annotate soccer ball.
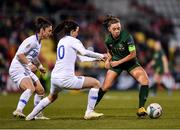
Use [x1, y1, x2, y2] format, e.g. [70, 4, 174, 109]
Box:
[147, 103, 162, 119]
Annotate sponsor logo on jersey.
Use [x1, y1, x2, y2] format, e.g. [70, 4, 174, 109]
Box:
[26, 44, 31, 49]
[118, 44, 125, 51]
[109, 44, 113, 47]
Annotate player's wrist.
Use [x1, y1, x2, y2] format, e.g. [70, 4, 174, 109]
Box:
[27, 62, 33, 70]
[27, 62, 33, 66]
[38, 64, 43, 69]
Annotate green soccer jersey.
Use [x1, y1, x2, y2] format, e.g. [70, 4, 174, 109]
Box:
[105, 30, 136, 61]
[153, 50, 165, 74]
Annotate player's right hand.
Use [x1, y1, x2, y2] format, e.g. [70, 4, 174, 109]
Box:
[101, 53, 108, 61]
[28, 63, 37, 72]
[39, 65, 46, 74]
[104, 59, 111, 69]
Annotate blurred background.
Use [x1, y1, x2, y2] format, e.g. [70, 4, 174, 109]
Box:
[0, 0, 180, 95]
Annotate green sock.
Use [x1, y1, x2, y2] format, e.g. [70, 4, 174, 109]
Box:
[95, 88, 106, 107]
[139, 85, 149, 108]
[151, 83, 157, 94]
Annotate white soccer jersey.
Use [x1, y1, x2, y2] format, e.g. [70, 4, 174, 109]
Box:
[51, 36, 104, 79]
[9, 34, 41, 86]
[10, 35, 41, 68]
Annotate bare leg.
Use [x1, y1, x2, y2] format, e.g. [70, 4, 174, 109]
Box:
[13, 77, 35, 118]
[129, 66, 149, 117]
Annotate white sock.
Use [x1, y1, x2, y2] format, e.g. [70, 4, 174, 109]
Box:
[16, 89, 33, 112]
[27, 97, 51, 119]
[34, 94, 44, 107]
[86, 88, 99, 113]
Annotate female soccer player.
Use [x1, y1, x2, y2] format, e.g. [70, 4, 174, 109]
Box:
[26, 20, 106, 120]
[95, 15, 149, 117]
[147, 40, 171, 96]
[9, 17, 52, 119]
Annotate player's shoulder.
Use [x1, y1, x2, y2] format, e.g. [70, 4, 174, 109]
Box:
[105, 34, 113, 45]
[68, 36, 79, 41]
[120, 30, 131, 39]
[24, 35, 36, 42]
[22, 35, 37, 45]
[65, 36, 81, 43]
[119, 30, 133, 43]
[59, 36, 82, 48]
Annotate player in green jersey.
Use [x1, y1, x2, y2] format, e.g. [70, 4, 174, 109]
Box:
[95, 15, 149, 117]
[147, 40, 170, 96]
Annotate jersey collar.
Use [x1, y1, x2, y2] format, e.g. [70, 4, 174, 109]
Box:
[110, 34, 120, 42]
[36, 33, 41, 44]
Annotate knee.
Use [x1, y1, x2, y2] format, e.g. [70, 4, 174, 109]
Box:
[36, 87, 45, 95]
[145, 78, 149, 85]
[93, 80, 101, 88]
[29, 87, 36, 93]
[140, 77, 149, 86]
[48, 94, 58, 102]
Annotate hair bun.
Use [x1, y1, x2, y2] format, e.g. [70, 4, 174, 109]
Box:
[35, 17, 52, 32]
[36, 17, 45, 24]
[103, 15, 120, 29]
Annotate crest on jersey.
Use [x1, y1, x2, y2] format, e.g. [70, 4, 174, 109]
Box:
[118, 44, 125, 51]
[108, 44, 113, 49]
[26, 44, 31, 49]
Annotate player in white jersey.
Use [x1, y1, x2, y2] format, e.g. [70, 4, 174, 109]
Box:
[9, 17, 52, 119]
[26, 20, 107, 120]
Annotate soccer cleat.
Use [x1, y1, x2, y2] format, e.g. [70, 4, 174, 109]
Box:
[13, 110, 26, 118]
[25, 116, 34, 121]
[84, 111, 104, 120]
[137, 107, 147, 117]
[34, 112, 50, 120]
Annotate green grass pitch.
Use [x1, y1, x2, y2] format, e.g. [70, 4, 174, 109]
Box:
[0, 90, 180, 129]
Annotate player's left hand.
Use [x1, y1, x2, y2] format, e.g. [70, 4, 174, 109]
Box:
[100, 53, 108, 61]
[104, 59, 111, 69]
[38, 65, 46, 74]
[110, 61, 120, 67]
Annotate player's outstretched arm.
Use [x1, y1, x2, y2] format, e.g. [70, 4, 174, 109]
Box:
[72, 40, 105, 60]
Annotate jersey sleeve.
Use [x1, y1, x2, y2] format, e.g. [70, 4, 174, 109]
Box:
[104, 35, 112, 50]
[16, 41, 37, 55]
[126, 35, 136, 52]
[71, 40, 104, 59]
[77, 54, 98, 62]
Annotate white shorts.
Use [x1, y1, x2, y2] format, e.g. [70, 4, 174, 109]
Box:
[50, 76, 85, 95]
[9, 66, 38, 88]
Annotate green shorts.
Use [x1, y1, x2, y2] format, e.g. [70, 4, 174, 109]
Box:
[153, 66, 164, 74]
[110, 59, 141, 74]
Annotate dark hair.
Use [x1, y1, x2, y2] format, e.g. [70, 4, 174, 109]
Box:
[35, 17, 52, 33]
[53, 20, 79, 38]
[103, 15, 120, 29]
